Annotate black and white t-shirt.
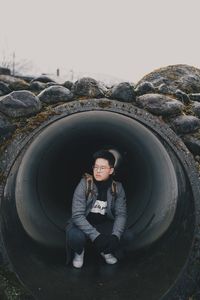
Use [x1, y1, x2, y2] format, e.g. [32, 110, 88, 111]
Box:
[87, 177, 112, 225]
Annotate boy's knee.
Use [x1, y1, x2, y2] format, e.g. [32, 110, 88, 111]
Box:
[69, 227, 86, 243]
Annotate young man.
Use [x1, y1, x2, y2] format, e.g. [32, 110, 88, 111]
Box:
[66, 150, 127, 268]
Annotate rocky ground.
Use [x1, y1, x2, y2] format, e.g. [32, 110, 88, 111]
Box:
[0, 64, 200, 299]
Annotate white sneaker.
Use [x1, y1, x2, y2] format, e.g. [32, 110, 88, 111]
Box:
[101, 253, 118, 264]
[72, 250, 84, 268]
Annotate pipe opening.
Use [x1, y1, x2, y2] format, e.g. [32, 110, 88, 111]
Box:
[15, 111, 179, 249]
[1, 108, 196, 299]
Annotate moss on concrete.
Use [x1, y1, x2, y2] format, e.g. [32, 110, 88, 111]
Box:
[13, 106, 59, 136]
[97, 99, 112, 108]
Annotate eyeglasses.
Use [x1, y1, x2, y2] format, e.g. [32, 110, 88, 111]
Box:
[93, 166, 111, 172]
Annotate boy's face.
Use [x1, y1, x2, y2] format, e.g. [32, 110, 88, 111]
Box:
[93, 158, 114, 181]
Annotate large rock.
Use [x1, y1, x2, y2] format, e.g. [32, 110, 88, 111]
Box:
[38, 85, 73, 104]
[170, 115, 200, 134]
[0, 81, 11, 96]
[9, 80, 30, 91]
[136, 94, 184, 116]
[175, 89, 190, 104]
[110, 82, 135, 102]
[29, 81, 46, 93]
[17, 75, 35, 83]
[62, 81, 73, 90]
[31, 75, 55, 84]
[0, 91, 41, 118]
[0, 75, 29, 91]
[72, 77, 105, 98]
[156, 82, 177, 95]
[136, 64, 200, 94]
[97, 81, 108, 95]
[135, 81, 156, 96]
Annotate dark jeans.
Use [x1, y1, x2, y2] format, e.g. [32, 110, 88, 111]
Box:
[67, 220, 132, 255]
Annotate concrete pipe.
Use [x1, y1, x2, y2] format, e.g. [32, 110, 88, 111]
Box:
[0, 99, 200, 300]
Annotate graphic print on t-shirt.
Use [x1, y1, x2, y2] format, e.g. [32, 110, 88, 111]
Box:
[90, 200, 107, 215]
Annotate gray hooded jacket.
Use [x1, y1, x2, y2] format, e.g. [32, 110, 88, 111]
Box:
[67, 177, 127, 240]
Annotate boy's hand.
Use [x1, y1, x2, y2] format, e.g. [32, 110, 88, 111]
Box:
[93, 234, 110, 253]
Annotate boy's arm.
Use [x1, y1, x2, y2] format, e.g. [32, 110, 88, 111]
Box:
[72, 178, 100, 241]
[112, 183, 127, 239]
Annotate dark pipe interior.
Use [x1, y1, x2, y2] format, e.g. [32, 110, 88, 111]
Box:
[15, 111, 178, 249]
[1, 110, 195, 300]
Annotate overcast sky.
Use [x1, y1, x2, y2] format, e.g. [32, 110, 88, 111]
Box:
[0, 0, 200, 83]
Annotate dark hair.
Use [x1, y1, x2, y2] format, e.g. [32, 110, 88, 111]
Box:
[93, 150, 115, 167]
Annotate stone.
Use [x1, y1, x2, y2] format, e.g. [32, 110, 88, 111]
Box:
[31, 75, 55, 84]
[151, 76, 170, 86]
[135, 81, 155, 96]
[17, 75, 35, 82]
[175, 89, 190, 105]
[0, 112, 16, 140]
[156, 83, 176, 95]
[97, 81, 108, 95]
[182, 134, 200, 156]
[191, 101, 200, 118]
[29, 81, 46, 93]
[9, 80, 30, 91]
[110, 82, 135, 102]
[0, 91, 41, 118]
[189, 93, 200, 102]
[0, 75, 21, 85]
[62, 81, 73, 90]
[136, 93, 184, 116]
[0, 81, 11, 96]
[71, 77, 105, 98]
[170, 115, 200, 134]
[38, 85, 73, 104]
[136, 64, 200, 94]
[179, 74, 200, 94]
[0, 75, 29, 91]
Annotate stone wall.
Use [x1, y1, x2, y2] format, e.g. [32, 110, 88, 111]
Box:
[1, 64, 200, 173]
